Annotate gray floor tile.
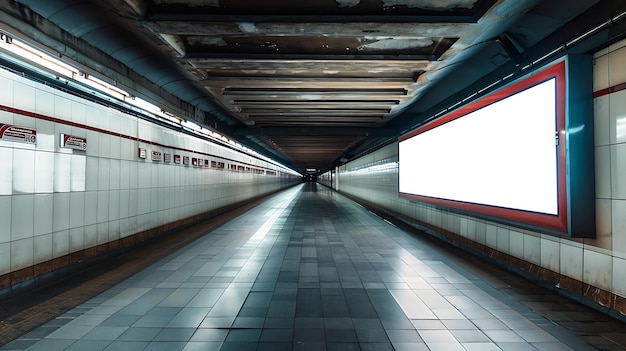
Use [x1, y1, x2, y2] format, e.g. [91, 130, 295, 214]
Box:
[1, 185, 612, 351]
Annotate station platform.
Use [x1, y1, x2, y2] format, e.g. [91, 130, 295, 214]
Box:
[1, 183, 625, 351]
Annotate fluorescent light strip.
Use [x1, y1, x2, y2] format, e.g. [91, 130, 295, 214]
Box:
[0, 31, 301, 176]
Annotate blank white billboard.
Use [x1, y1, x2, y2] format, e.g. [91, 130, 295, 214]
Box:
[399, 78, 558, 215]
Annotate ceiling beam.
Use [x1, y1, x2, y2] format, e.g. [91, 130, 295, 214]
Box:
[201, 76, 416, 83]
[228, 96, 408, 102]
[233, 126, 395, 137]
[220, 89, 408, 96]
[145, 14, 481, 24]
[186, 53, 437, 61]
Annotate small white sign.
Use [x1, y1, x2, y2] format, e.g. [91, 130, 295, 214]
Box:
[152, 151, 162, 162]
[60, 134, 87, 150]
[0, 124, 36, 144]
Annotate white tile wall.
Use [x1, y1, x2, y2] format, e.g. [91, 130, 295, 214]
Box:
[595, 145, 611, 198]
[560, 242, 584, 281]
[54, 95, 71, 121]
[69, 192, 85, 229]
[84, 104, 99, 131]
[613, 257, 626, 297]
[110, 136, 121, 160]
[0, 71, 14, 107]
[11, 237, 33, 270]
[71, 101, 86, 125]
[0, 62, 300, 278]
[34, 233, 53, 263]
[0, 243, 9, 275]
[595, 199, 612, 243]
[0, 147, 13, 195]
[52, 230, 69, 258]
[608, 46, 626, 88]
[34, 194, 54, 236]
[97, 223, 108, 246]
[69, 228, 84, 252]
[97, 190, 110, 223]
[84, 224, 97, 249]
[83, 191, 98, 226]
[97, 107, 110, 132]
[119, 189, 130, 221]
[496, 226, 510, 253]
[583, 249, 612, 290]
[594, 96, 610, 146]
[0, 196, 11, 243]
[484, 224, 496, 248]
[612, 199, 626, 257]
[34, 151, 54, 193]
[85, 130, 99, 158]
[13, 111, 36, 131]
[509, 230, 524, 259]
[109, 191, 120, 221]
[109, 220, 120, 242]
[109, 159, 121, 190]
[85, 155, 99, 192]
[35, 88, 54, 117]
[11, 194, 34, 241]
[13, 148, 35, 194]
[13, 82, 36, 112]
[540, 235, 560, 272]
[593, 53, 609, 91]
[35, 120, 55, 152]
[71, 154, 86, 192]
[609, 89, 626, 145]
[53, 193, 70, 233]
[523, 232, 541, 266]
[54, 152, 71, 193]
[128, 189, 139, 217]
[611, 144, 626, 199]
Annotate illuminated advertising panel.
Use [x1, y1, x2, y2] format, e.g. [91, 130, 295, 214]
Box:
[399, 59, 594, 237]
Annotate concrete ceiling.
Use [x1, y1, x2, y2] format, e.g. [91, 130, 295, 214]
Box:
[2, 0, 626, 173]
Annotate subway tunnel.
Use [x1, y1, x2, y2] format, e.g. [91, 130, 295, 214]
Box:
[1, 0, 626, 350]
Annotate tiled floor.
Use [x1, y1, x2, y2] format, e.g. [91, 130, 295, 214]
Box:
[1, 183, 624, 350]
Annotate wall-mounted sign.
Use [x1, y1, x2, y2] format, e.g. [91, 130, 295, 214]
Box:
[138, 148, 147, 159]
[152, 151, 162, 162]
[0, 124, 37, 144]
[164, 153, 171, 163]
[193, 158, 199, 167]
[60, 134, 87, 150]
[204, 159, 209, 168]
[183, 156, 190, 166]
[174, 154, 181, 164]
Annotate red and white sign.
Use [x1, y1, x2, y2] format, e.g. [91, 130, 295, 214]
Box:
[60, 134, 87, 150]
[152, 151, 162, 162]
[174, 154, 181, 164]
[0, 124, 36, 144]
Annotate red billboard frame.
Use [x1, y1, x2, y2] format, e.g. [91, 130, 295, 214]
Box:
[399, 62, 567, 233]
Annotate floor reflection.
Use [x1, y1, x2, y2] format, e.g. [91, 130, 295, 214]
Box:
[0, 185, 602, 351]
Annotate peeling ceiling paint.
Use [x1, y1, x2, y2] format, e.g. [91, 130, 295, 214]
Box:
[359, 38, 434, 50]
[381, 0, 477, 10]
[237, 22, 258, 34]
[187, 37, 227, 46]
[335, 0, 362, 8]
